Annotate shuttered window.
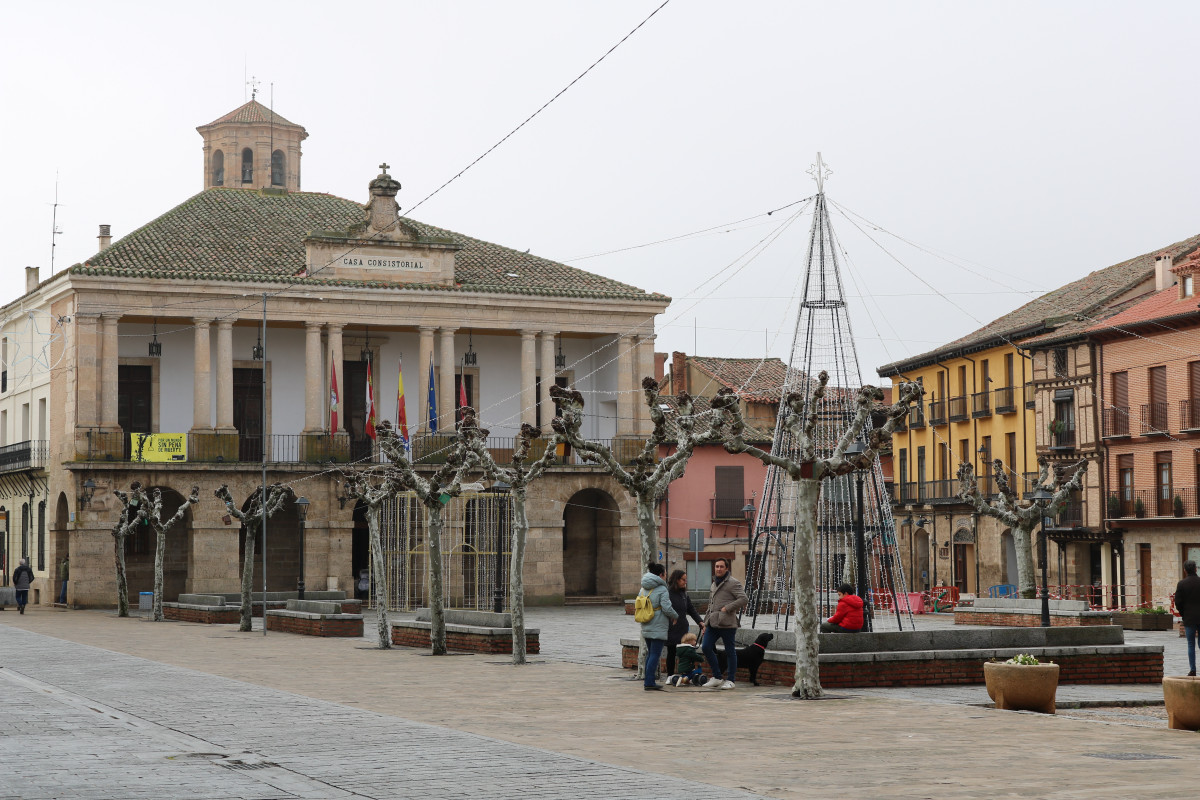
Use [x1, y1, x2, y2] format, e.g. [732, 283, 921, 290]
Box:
[1112, 372, 1128, 408]
[1190, 361, 1200, 401]
[1150, 366, 1167, 405]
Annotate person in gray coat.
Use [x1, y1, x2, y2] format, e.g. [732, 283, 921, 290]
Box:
[639, 563, 678, 690]
[12, 558, 34, 614]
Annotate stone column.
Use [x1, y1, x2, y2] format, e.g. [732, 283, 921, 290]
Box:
[191, 318, 213, 432]
[439, 327, 457, 430]
[100, 315, 119, 431]
[418, 326, 435, 433]
[520, 330, 538, 427]
[215, 320, 235, 433]
[303, 322, 323, 433]
[539, 331, 556, 427]
[636, 334, 656, 435]
[616, 334, 635, 435]
[73, 314, 100, 430]
[327, 324, 344, 432]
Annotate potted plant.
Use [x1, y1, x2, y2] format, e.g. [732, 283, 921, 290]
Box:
[1134, 497, 1146, 518]
[983, 653, 1059, 714]
[1107, 495, 1123, 519]
[1164, 673, 1200, 730]
[1174, 495, 1186, 518]
[1048, 420, 1066, 438]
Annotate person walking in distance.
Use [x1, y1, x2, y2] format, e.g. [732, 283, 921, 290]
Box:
[638, 563, 678, 691]
[12, 558, 34, 614]
[58, 556, 69, 605]
[701, 558, 748, 689]
[1175, 559, 1200, 676]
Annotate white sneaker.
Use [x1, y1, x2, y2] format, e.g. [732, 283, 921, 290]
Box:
[703, 677, 723, 688]
[720, 680, 735, 690]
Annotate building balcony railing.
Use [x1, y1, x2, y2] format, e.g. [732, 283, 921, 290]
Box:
[1049, 424, 1076, 450]
[971, 390, 991, 418]
[1043, 499, 1085, 529]
[74, 431, 601, 467]
[928, 400, 947, 426]
[0, 440, 49, 473]
[948, 396, 968, 423]
[1102, 407, 1131, 438]
[1140, 402, 1169, 435]
[1181, 399, 1200, 432]
[994, 386, 1016, 414]
[908, 404, 926, 429]
[711, 497, 752, 521]
[1106, 488, 1198, 519]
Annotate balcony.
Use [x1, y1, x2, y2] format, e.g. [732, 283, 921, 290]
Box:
[1140, 402, 1169, 435]
[1024, 382, 1036, 409]
[710, 497, 752, 521]
[971, 390, 991, 418]
[1107, 488, 1199, 519]
[0, 440, 49, 473]
[1102, 407, 1131, 438]
[908, 404, 926, 429]
[1181, 399, 1200, 432]
[1049, 424, 1076, 450]
[948, 396, 968, 423]
[928, 400, 947, 426]
[994, 386, 1016, 414]
[1043, 499, 1085, 529]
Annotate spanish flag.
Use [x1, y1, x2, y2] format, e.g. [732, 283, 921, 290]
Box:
[329, 361, 339, 433]
[365, 359, 377, 441]
[396, 357, 410, 448]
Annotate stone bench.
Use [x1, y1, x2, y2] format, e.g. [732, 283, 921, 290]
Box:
[390, 608, 540, 654]
[955, 598, 1113, 627]
[265, 598, 364, 637]
[218, 591, 361, 617]
[619, 624, 1161, 687]
[624, 591, 710, 615]
[0, 586, 14, 609]
[162, 594, 241, 624]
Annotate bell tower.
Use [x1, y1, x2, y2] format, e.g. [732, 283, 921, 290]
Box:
[196, 97, 307, 192]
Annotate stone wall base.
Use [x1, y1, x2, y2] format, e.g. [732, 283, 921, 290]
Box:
[162, 605, 241, 625]
[954, 611, 1112, 627]
[265, 612, 363, 637]
[391, 622, 540, 654]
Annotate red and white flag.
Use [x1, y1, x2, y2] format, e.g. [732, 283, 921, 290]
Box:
[396, 357, 410, 447]
[365, 359, 377, 441]
[329, 361, 340, 433]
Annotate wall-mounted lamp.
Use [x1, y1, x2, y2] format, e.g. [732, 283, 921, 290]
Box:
[148, 320, 162, 358]
[78, 478, 96, 509]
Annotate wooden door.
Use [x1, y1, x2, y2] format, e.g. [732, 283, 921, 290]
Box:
[1139, 545, 1153, 607]
[233, 367, 263, 462]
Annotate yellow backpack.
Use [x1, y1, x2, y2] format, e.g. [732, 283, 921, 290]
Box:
[633, 589, 656, 623]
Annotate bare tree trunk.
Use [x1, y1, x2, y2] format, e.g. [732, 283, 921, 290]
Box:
[239, 526, 257, 632]
[791, 478, 824, 699]
[1014, 522, 1038, 599]
[510, 491, 528, 665]
[114, 534, 129, 618]
[152, 527, 166, 621]
[635, 494, 658, 569]
[427, 506, 447, 655]
[366, 504, 391, 649]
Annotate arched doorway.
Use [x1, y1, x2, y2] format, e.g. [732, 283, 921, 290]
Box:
[953, 528, 976, 594]
[1001, 529, 1018, 586]
[238, 496, 302, 593]
[914, 529, 930, 590]
[562, 488, 620, 598]
[124, 487, 192, 601]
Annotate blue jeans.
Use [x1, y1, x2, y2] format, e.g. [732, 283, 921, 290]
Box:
[1187, 625, 1197, 674]
[644, 638, 666, 688]
[15, 589, 28, 609]
[58, 581, 67, 604]
[702, 626, 737, 682]
[682, 667, 705, 685]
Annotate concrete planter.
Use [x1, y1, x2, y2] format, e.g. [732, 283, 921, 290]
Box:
[983, 661, 1059, 713]
[1163, 676, 1200, 730]
[1112, 611, 1174, 631]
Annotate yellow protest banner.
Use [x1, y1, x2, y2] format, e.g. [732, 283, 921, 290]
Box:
[130, 433, 188, 462]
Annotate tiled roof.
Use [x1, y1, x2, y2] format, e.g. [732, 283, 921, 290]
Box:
[877, 232, 1200, 374]
[1021, 292, 1152, 347]
[688, 357, 789, 403]
[201, 100, 302, 128]
[72, 188, 668, 302]
[656, 395, 773, 444]
[1086, 285, 1200, 335]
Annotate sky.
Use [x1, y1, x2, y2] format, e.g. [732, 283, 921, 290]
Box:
[4, 1, 1200, 386]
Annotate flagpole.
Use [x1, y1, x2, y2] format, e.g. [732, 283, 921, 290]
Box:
[261, 292, 267, 638]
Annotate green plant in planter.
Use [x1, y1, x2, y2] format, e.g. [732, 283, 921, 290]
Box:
[1048, 420, 1066, 437]
[1133, 605, 1170, 615]
[1134, 497, 1146, 517]
[1107, 495, 1123, 518]
[1175, 495, 1186, 517]
[1005, 653, 1050, 665]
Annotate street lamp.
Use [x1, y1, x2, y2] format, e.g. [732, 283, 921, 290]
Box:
[1029, 486, 1055, 627]
[294, 496, 309, 600]
[487, 481, 510, 613]
[845, 440, 872, 631]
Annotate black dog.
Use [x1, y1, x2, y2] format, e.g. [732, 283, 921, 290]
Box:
[714, 632, 774, 685]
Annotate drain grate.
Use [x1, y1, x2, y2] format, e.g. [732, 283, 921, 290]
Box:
[221, 760, 279, 771]
[1084, 752, 1179, 761]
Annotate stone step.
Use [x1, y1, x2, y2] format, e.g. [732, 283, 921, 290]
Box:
[564, 595, 622, 606]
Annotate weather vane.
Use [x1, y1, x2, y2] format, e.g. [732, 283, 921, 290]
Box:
[247, 75, 261, 101]
[807, 153, 832, 193]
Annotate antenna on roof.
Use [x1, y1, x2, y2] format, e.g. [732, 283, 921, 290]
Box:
[50, 173, 62, 271]
[268, 82, 274, 189]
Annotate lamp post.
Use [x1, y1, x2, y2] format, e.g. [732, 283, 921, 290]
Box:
[294, 496, 309, 600]
[845, 440, 872, 631]
[1030, 487, 1055, 627]
[488, 482, 510, 613]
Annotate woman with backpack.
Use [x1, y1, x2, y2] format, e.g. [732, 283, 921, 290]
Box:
[636, 563, 678, 691]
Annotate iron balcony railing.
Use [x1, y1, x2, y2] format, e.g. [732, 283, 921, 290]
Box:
[948, 396, 968, 423]
[710, 497, 753, 521]
[994, 386, 1016, 414]
[1043, 499, 1085, 529]
[928, 399, 947, 426]
[1181, 399, 1200, 431]
[971, 390, 991, 418]
[1024, 382, 1036, 409]
[1050, 424, 1076, 449]
[1102, 407, 1130, 438]
[1140, 402, 1169, 435]
[0, 440, 49, 473]
[1106, 488, 1198, 519]
[908, 404, 926, 429]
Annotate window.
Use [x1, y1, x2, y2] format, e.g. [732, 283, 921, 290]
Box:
[898, 448, 908, 498]
[118, 365, 153, 435]
[20, 403, 29, 441]
[1, 410, 7, 446]
[1184, 274, 1195, 298]
[21, 503, 28, 559]
[938, 442, 949, 481]
[36, 501, 44, 571]
[1005, 353, 1014, 386]
[1155, 452, 1174, 516]
[37, 398, 45, 440]
[241, 148, 254, 183]
[959, 438, 969, 469]
[2, 336, 7, 393]
[1147, 365, 1168, 431]
[917, 446, 926, 498]
[271, 150, 285, 186]
[1052, 391, 1075, 447]
[212, 149, 224, 186]
[1005, 432, 1017, 477]
[957, 365, 967, 397]
[1118, 453, 1134, 516]
[1109, 370, 1130, 436]
[713, 466, 745, 519]
[1187, 362, 1200, 430]
[534, 375, 568, 428]
[1053, 348, 1068, 378]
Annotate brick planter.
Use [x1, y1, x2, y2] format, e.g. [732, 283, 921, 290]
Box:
[264, 599, 364, 637]
[163, 604, 241, 624]
[1112, 612, 1174, 631]
[955, 598, 1112, 628]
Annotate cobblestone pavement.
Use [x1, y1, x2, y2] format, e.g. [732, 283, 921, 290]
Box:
[4, 605, 1200, 799]
[0, 624, 763, 800]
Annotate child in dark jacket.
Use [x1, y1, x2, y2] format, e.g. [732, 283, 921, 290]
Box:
[666, 633, 705, 686]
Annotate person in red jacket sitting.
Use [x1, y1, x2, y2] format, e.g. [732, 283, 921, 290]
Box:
[821, 583, 864, 633]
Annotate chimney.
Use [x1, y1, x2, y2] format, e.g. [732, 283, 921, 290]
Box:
[654, 352, 666, 384]
[24, 266, 39, 294]
[98, 224, 112, 251]
[1155, 251, 1176, 291]
[672, 351, 689, 394]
